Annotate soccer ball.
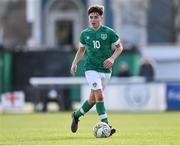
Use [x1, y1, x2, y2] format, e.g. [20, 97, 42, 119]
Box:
[93, 122, 111, 138]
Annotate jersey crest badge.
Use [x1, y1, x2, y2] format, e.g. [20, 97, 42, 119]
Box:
[92, 82, 97, 88]
[101, 34, 107, 40]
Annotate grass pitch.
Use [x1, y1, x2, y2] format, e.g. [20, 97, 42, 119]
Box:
[0, 112, 179, 145]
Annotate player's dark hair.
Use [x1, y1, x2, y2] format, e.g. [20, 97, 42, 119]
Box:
[88, 5, 104, 16]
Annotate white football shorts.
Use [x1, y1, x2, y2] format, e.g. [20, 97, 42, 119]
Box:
[85, 70, 111, 90]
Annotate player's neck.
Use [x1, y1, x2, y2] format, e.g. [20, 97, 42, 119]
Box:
[91, 25, 102, 31]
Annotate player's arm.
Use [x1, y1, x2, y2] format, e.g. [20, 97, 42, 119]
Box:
[104, 43, 123, 69]
[71, 47, 86, 76]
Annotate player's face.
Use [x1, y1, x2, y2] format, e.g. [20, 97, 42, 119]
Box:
[89, 13, 103, 29]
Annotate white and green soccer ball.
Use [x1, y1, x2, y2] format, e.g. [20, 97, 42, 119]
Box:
[93, 122, 111, 138]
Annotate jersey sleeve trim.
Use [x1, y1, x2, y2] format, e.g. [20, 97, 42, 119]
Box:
[112, 38, 121, 46]
[79, 42, 85, 48]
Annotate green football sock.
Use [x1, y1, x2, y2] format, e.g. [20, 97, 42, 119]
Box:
[96, 102, 108, 124]
[75, 100, 93, 118]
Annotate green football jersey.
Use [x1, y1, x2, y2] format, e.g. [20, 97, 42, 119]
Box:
[80, 25, 120, 73]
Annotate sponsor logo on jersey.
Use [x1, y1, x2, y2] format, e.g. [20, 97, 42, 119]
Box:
[101, 34, 107, 40]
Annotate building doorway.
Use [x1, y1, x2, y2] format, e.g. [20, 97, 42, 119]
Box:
[44, 0, 83, 49]
[55, 20, 73, 51]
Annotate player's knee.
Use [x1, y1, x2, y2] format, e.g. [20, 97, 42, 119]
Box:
[96, 96, 104, 102]
[93, 89, 104, 102]
[88, 99, 96, 105]
[95, 92, 104, 102]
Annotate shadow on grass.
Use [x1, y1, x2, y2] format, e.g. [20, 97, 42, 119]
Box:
[26, 135, 95, 142]
[60, 136, 95, 140]
[59, 135, 121, 140]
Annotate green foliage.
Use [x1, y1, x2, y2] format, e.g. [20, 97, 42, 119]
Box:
[0, 112, 179, 145]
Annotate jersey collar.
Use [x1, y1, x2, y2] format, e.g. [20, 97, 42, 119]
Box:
[90, 25, 102, 32]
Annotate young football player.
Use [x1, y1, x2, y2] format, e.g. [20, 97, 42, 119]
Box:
[70, 5, 123, 136]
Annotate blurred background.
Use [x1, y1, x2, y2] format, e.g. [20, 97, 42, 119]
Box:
[0, 0, 180, 113]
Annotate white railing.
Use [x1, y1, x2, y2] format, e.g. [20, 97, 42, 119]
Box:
[29, 76, 145, 86]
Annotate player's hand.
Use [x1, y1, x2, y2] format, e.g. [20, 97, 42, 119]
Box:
[103, 58, 114, 69]
[70, 64, 77, 76]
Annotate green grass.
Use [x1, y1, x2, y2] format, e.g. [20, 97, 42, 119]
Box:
[0, 112, 180, 145]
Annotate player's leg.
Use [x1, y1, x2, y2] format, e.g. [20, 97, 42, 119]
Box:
[71, 90, 95, 133]
[93, 72, 111, 124]
[94, 89, 116, 136]
[93, 89, 109, 123]
[96, 72, 116, 136]
[74, 91, 95, 118]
